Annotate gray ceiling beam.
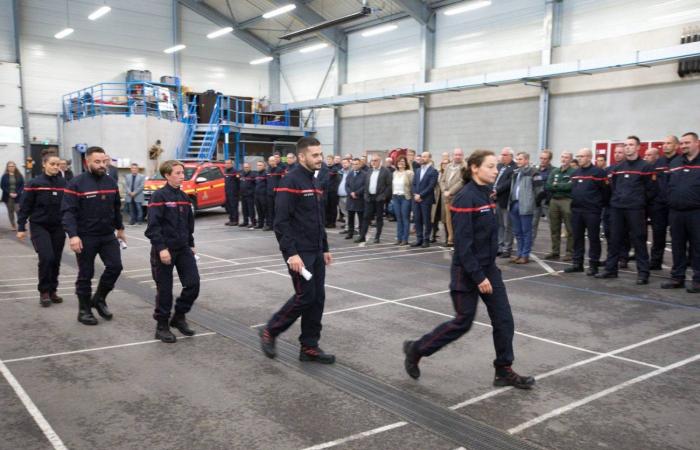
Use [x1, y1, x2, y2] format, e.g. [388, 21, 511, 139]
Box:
[394, 0, 433, 29]
[178, 0, 272, 54]
[269, 0, 345, 49]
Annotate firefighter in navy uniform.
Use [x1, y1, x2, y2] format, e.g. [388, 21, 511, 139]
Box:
[564, 148, 609, 276]
[403, 150, 535, 389]
[259, 137, 335, 364]
[145, 160, 200, 343]
[238, 162, 256, 228]
[265, 156, 283, 231]
[223, 159, 239, 226]
[16, 153, 67, 307]
[596, 136, 658, 284]
[254, 161, 268, 229]
[662, 132, 700, 293]
[62, 146, 125, 325]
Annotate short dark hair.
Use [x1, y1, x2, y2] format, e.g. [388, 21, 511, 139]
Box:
[296, 136, 321, 153]
[42, 152, 60, 164]
[159, 160, 183, 177]
[596, 154, 606, 160]
[130, 163, 139, 167]
[682, 132, 698, 140]
[352, 158, 361, 163]
[627, 135, 641, 145]
[86, 146, 105, 156]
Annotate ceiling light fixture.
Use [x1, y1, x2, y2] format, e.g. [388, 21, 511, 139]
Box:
[54, 28, 74, 39]
[164, 44, 186, 54]
[88, 5, 111, 20]
[361, 24, 397, 37]
[250, 56, 274, 65]
[207, 26, 234, 39]
[443, 0, 492, 16]
[299, 43, 329, 53]
[263, 4, 296, 19]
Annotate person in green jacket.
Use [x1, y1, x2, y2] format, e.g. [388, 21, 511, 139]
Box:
[545, 152, 576, 260]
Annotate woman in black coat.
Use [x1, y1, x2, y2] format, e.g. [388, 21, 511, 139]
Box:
[1, 161, 24, 230]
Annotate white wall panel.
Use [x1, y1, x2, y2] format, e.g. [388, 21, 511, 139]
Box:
[347, 18, 421, 83]
[435, 0, 544, 69]
[340, 111, 419, 155]
[0, 0, 15, 62]
[549, 80, 700, 156]
[280, 45, 336, 102]
[180, 7, 268, 97]
[427, 98, 540, 153]
[560, 0, 700, 46]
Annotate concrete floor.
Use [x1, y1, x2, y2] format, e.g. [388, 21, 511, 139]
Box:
[0, 206, 698, 450]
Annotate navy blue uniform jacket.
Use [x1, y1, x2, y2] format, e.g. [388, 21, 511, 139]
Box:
[608, 158, 658, 209]
[273, 164, 329, 260]
[571, 165, 608, 212]
[266, 166, 284, 196]
[17, 174, 66, 232]
[239, 170, 255, 197]
[145, 183, 195, 252]
[254, 170, 267, 196]
[667, 152, 700, 210]
[450, 181, 498, 285]
[224, 167, 240, 197]
[62, 171, 123, 238]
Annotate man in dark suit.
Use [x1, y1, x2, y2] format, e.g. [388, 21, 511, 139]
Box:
[411, 152, 439, 248]
[105, 154, 119, 181]
[357, 155, 392, 243]
[493, 148, 516, 257]
[345, 158, 366, 240]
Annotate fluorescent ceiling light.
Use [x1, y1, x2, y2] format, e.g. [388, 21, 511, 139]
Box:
[361, 24, 398, 37]
[443, 0, 492, 16]
[54, 28, 74, 39]
[263, 4, 296, 19]
[88, 5, 111, 20]
[299, 43, 328, 53]
[207, 27, 233, 39]
[163, 44, 186, 54]
[250, 56, 274, 65]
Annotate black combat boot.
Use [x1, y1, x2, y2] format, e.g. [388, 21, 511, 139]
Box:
[77, 295, 98, 325]
[170, 312, 195, 336]
[299, 345, 335, 364]
[39, 292, 51, 308]
[403, 340, 421, 379]
[49, 291, 63, 303]
[494, 366, 535, 389]
[155, 319, 177, 343]
[586, 262, 599, 276]
[564, 264, 584, 273]
[91, 283, 113, 320]
[259, 328, 276, 358]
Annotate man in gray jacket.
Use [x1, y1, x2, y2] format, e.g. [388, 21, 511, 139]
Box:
[124, 163, 145, 225]
[508, 152, 542, 264]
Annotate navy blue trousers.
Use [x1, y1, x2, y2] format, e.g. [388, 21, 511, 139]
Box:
[669, 209, 700, 283]
[414, 263, 515, 368]
[150, 246, 200, 321]
[30, 223, 65, 293]
[75, 234, 123, 297]
[266, 251, 326, 348]
[413, 200, 433, 244]
[572, 209, 602, 266]
[649, 206, 668, 267]
[604, 208, 649, 277]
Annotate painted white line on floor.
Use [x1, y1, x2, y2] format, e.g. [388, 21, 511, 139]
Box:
[450, 321, 700, 410]
[248, 300, 393, 329]
[0, 360, 67, 449]
[508, 353, 700, 435]
[302, 322, 700, 449]
[124, 234, 150, 243]
[3, 332, 217, 364]
[196, 252, 240, 264]
[301, 422, 408, 450]
[0, 286, 75, 295]
[530, 254, 557, 274]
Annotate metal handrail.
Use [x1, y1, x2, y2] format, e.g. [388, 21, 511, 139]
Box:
[62, 81, 183, 122]
[198, 101, 221, 160]
[176, 96, 198, 159]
